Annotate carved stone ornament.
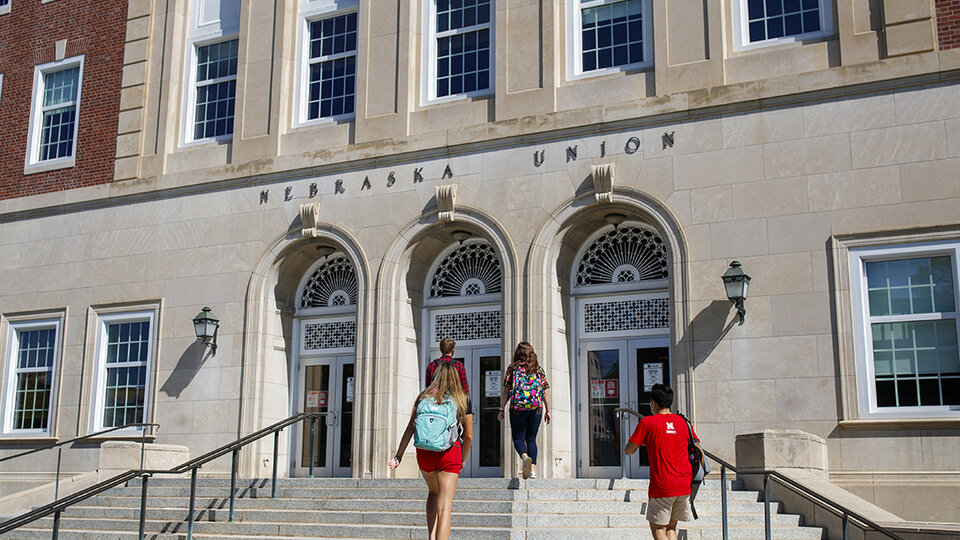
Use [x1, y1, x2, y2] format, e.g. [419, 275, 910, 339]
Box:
[299, 202, 322, 237]
[592, 163, 615, 204]
[436, 184, 458, 222]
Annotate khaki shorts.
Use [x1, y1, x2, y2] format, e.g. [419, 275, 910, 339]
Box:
[645, 495, 693, 525]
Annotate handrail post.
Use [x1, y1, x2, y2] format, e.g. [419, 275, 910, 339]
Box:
[51, 510, 60, 540]
[309, 416, 316, 478]
[721, 466, 728, 540]
[763, 473, 772, 540]
[843, 513, 850, 540]
[138, 475, 148, 540]
[271, 430, 280, 498]
[229, 449, 238, 522]
[617, 410, 627, 479]
[186, 468, 198, 540]
[54, 447, 62, 503]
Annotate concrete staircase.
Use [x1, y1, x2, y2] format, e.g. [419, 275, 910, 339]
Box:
[2, 477, 825, 539]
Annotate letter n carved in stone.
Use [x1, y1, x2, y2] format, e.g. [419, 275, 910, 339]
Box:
[436, 184, 458, 222]
[299, 202, 322, 238]
[591, 163, 615, 204]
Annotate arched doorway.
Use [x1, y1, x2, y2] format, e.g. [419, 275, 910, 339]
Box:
[422, 239, 504, 477]
[292, 251, 358, 477]
[572, 222, 671, 478]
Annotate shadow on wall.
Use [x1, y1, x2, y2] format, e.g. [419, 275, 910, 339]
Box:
[160, 340, 213, 398]
[689, 300, 737, 369]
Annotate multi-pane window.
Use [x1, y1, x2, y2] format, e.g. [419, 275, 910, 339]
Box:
[432, 0, 492, 99]
[4, 325, 58, 433]
[740, 0, 829, 45]
[194, 39, 238, 140]
[306, 12, 357, 120]
[39, 67, 81, 161]
[579, 0, 646, 72]
[865, 257, 959, 408]
[852, 242, 960, 417]
[99, 319, 152, 428]
[0, 0, 9, 14]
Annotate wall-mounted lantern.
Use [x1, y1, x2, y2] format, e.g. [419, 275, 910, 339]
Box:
[192, 306, 220, 353]
[721, 261, 751, 325]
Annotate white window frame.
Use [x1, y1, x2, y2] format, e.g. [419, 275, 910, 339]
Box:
[850, 240, 960, 419]
[0, 0, 10, 16]
[24, 56, 84, 174]
[422, 0, 496, 105]
[296, 0, 359, 126]
[566, 0, 653, 80]
[1, 318, 62, 436]
[731, 0, 834, 52]
[183, 36, 240, 145]
[90, 310, 158, 433]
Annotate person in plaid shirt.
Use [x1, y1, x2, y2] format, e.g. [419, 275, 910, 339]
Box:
[425, 338, 473, 415]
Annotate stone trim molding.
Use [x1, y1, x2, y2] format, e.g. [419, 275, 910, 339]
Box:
[591, 163, 615, 204]
[436, 184, 458, 222]
[299, 201, 321, 237]
[113, 0, 152, 181]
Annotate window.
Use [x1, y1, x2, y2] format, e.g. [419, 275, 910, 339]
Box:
[0, 0, 9, 15]
[425, 0, 493, 102]
[92, 311, 156, 430]
[25, 57, 84, 171]
[569, 0, 652, 77]
[2, 319, 61, 435]
[192, 39, 238, 140]
[303, 10, 357, 121]
[850, 241, 960, 418]
[732, 0, 833, 50]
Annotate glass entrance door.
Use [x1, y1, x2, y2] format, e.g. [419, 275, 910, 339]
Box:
[433, 347, 502, 477]
[296, 356, 354, 477]
[578, 338, 670, 478]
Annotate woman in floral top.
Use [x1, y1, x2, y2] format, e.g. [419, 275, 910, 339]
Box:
[498, 342, 551, 479]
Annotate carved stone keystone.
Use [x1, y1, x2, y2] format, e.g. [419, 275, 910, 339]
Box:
[436, 184, 458, 222]
[592, 163, 615, 204]
[299, 202, 322, 237]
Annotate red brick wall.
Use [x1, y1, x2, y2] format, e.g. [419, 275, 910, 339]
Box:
[0, 0, 127, 201]
[938, 0, 960, 50]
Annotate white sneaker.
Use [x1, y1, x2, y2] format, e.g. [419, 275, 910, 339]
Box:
[528, 471, 537, 479]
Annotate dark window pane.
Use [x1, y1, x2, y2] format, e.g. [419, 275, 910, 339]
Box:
[876, 379, 897, 407]
[919, 378, 941, 406]
[896, 379, 919, 407]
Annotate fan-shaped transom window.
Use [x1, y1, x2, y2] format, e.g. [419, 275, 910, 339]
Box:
[429, 241, 502, 299]
[575, 224, 668, 288]
[299, 254, 358, 310]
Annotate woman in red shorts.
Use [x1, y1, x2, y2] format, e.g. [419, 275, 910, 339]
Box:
[388, 363, 473, 540]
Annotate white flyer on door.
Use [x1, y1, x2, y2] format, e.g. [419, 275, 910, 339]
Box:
[485, 371, 501, 397]
[306, 391, 320, 408]
[643, 362, 664, 391]
[346, 376, 355, 403]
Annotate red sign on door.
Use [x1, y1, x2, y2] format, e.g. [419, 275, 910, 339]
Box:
[317, 391, 328, 408]
[604, 379, 618, 398]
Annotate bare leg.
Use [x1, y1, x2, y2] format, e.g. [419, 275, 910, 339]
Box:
[422, 471, 440, 540]
[649, 519, 680, 540]
[434, 471, 460, 540]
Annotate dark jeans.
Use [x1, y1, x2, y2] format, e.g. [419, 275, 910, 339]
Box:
[509, 408, 543, 464]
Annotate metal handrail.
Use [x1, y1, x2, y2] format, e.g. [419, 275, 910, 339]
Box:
[0, 412, 331, 540]
[613, 407, 904, 540]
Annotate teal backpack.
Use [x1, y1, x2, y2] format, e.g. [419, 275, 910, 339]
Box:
[413, 395, 459, 452]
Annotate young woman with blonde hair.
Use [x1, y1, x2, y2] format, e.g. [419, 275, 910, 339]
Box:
[388, 362, 473, 540]
[498, 341, 551, 479]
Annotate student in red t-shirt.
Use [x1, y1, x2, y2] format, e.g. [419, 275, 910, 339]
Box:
[624, 384, 696, 540]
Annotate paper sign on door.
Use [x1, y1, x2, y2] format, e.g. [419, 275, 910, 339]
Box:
[485, 371, 501, 397]
[317, 391, 328, 408]
[306, 391, 320, 408]
[591, 379, 619, 399]
[346, 377, 355, 403]
[643, 362, 664, 391]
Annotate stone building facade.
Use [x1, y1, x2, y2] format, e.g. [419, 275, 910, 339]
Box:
[1, 0, 959, 522]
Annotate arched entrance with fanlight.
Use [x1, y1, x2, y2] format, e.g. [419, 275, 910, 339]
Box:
[422, 239, 504, 477]
[291, 251, 358, 477]
[572, 222, 671, 479]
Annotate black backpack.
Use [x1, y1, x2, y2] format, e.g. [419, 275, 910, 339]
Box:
[678, 413, 709, 519]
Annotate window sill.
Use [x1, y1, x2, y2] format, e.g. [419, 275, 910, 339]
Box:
[839, 418, 960, 431]
[0, 436, 59, 445]
[23, 157, 76, 175]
